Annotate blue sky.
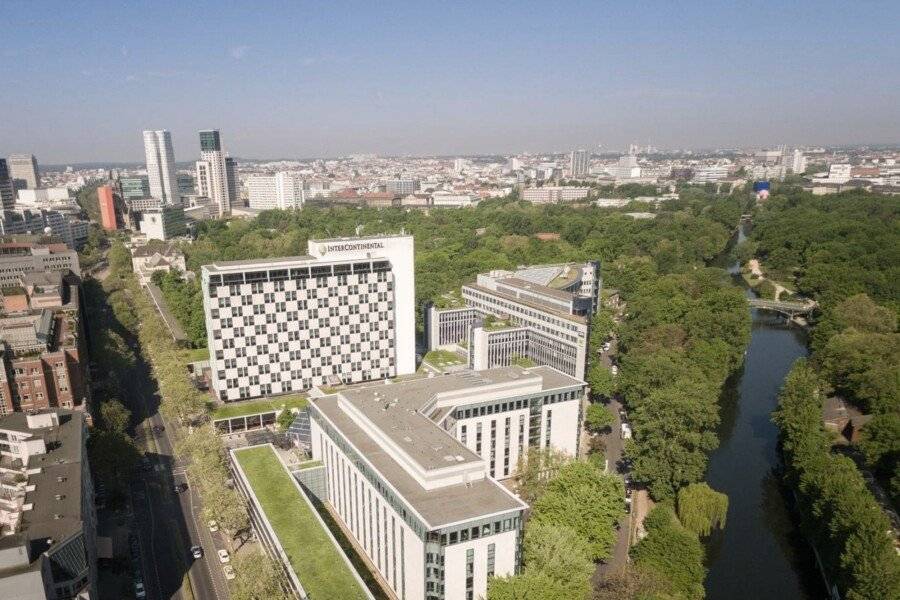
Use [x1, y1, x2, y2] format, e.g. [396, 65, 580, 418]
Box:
[2, 1, 898, 163]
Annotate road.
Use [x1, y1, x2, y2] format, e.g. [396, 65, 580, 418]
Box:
[92, 262, 224, 600]
[591, 335, 634, 580]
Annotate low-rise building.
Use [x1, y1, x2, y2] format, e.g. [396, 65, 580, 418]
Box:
[521, 186, 591, 204]
[0, 409, 97, 600]
[138, 205, 187, 241]
[130, 243, 187, 284]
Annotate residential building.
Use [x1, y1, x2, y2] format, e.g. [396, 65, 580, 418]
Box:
[0, 409, 97, 600]
[789, 149, 807, 174]
[7, 154, 40, 190]
[130, 243, 187, 284]
[0, 239, 80, 287]
[142, 130, 180, 204]
[246, 172, 305, 210]
[506, 157, 522, 172]
[520, 187, 591, 204]
[0, 209, 88, 251]
[692, 165, 730, 182]
[195, 130, 233, 217]
[119, 176, 150, 200]
[138, 205, 187, 241]
[308, 364, 585, 600]
[202, 235, 415, 401]
[569, 149, 589, 178]
[0, 160, 14, 211]
[430, 192, 477, 208]
[828, 163, 852, 182]
[426, 262, 600, 380]
[453, 158, 467, 174]
[97, 185, 120, 231]
[0, 272, 88, 414]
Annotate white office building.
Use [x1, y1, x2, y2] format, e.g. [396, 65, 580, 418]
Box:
[615, 154, 640, 180]
[692, 164, 730, 182]
[789, 149, 807, 174]
[520, 186, 591, 204]
[195, 130, 234, 217]
[202, 235, 415, 401]
[246, 172, 305, 210]
[427, 262, 600, 380]
[7, 154, 40, 190]
[308, 364, 585, 600]
[430, 192, 477, 208]
[142, 130, 180, 205]
[569, 149, 589, 178]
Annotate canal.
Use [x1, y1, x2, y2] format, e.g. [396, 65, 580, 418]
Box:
[703, 227, 824, 598]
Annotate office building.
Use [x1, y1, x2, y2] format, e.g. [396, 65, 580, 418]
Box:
[177, 174, 195, 196]
[506, 157, 522, 172]
[569, 149, 589, 178]
[426, 262, 600, 380]
[453, 158, 467, 174]
[138, 205, 187, 241]
[520, 187, 591, 204]
[384, 179, 418, 195]
[0, 409, 97, 600]
[247, 172, 305, 210]
[0, 160, 14, 211]
[308, 364, 585, 600]
[142, 130, 180, 204]
[0, 272, 88, 414]
[0, 209, 88, 251]
[97, 185, 120, 231]
[7, 154, 40, 190]
[225, 157, 239, 208]
[0, 239, 80, 287]
[119, 176, 151, 200]
[202, 235, 415, 401]
[615, 155, 640, 180]
[692, 165, 730, 182]
[429, 192, 477, 208]
[195, 130, 233, 217]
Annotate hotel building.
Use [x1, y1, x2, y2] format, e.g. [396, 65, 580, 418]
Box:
[308, 364, 585, 600]
[201, 235, 415, 401]
[426, 262, 599, 380]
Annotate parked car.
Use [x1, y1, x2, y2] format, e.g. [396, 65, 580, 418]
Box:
[134, 581, 146, 599]
[190, 545, 203, 559]
[223, 565, 236, 580]
[173, 482, 188, 494]
[610, 365, 619, 376]
[620, 423, 632, 439]
[208, 520, 219, 533]
[218, 549, 230, 564]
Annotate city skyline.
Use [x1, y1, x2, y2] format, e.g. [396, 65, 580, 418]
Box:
[2, 1, 898, 163]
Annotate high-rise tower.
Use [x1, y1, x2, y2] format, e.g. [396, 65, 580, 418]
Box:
[142, 130, 180, 204]
[195, 129, 233, 217]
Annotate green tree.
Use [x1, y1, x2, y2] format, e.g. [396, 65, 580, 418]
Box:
[230, 550, 290, 600]
[515, 447, 571, 504]
[631, 505, 706, 600]
[99, 399, 131, 434]
[276, 409, 296, 431]
[487, 570, 575, 600]
[676, 482, 729, 537]
[584, 403, 614, 433]
[858, 413, 900, 476]
[530, 461, 625, 560]
[522, 523, 593, 599]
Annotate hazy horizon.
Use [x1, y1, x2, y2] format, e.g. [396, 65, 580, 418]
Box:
[3, 1, 899, 164]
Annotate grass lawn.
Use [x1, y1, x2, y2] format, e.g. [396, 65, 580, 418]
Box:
[210, 394, 307, 420]
[423, 349, 464, 367]
[180, 347, 210, 363]
[234, 446, 369, 600]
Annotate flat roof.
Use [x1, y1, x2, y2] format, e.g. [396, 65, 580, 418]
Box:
[310, 365, 581, 527]
[498, 277, 575, 302]
[202, 255, 316, 272]
[312, 233, 412, 243]
[463, 283, 588, 325]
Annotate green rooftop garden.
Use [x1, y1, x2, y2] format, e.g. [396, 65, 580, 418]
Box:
[422, 349, 465, 370]
[432, 290, 466, 309]
[234, 446, 368, 600]
[210, 394, 307, 420]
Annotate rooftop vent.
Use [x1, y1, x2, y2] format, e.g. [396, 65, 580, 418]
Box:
[54, 494, 64, 500]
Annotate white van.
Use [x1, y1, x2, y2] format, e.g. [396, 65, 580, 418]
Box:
[620, 423, 632, 439]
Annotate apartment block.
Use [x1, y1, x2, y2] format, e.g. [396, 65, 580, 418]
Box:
[520, 186, 591, 204]
[0, 410, 97, 600]
[0, 272, 88, 415]
[202, 235, 415, 401]
[426, 262, 600, 380]
[308, 364, 584, 600]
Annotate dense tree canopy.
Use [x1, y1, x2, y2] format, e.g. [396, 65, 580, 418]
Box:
[630, 505, 706, 600]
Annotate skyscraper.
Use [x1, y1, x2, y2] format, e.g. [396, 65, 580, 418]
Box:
[569, 149, 589, 178]
[7, 154, 40, 190]
[195, 129, 233, 217]
[0, 159, 15, 210]
[142, 130, 180, 204]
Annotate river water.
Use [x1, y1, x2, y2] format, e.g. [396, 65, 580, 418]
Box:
[702, 228, 824, 598]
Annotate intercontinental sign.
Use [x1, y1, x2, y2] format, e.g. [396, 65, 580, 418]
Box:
[321, 241, 385, 255]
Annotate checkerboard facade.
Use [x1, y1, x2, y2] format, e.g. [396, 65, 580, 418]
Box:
[205, 260, 397, 401]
